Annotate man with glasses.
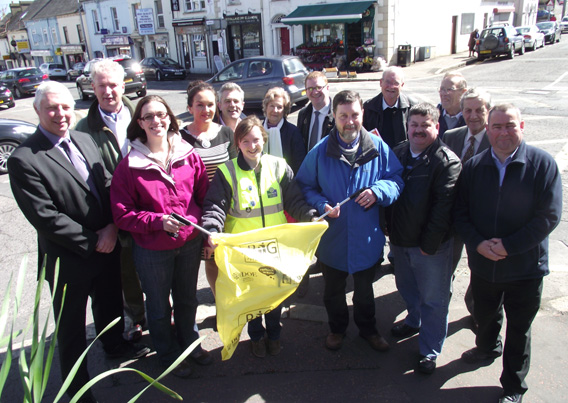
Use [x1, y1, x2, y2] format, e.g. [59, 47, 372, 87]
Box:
[437, 71, 467, 137]
[363, 66, 416, 149]
[297, 71, 335, 152]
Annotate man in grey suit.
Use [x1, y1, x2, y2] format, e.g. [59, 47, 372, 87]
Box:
[8, 81, 148, 403]
[442, 87, 491, 322]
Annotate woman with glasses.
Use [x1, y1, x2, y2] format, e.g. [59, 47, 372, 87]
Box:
[110, 95, 211, 378]
[181, 80, 237, 297]
[262, 86, 306, 174]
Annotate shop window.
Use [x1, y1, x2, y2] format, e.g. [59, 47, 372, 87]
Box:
[217, 61, 245, 81]
[185, 0, 205, 12]
[461, 13, 475, 35]
[192, 34, 206, 57]
[242, 24, 260, 58]
[307, 23, 344, 45]
[154, 1, 165, 28]
[92, 10, 101, 33]
[111, 7, 120, 32]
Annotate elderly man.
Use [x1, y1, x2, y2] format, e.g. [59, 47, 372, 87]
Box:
[297, 90, 404, 352]
[8, 82, 149, 403]
[75, 59, 145, 341]
[442, 88, 492, 321]
[214, 82, 245, 132]
[363, 66, 416, 149]
[297, 71, 335, 152]
[386, 103, 461, 374]
[455, 104, 562, 403]
[437, 72, 467, 137]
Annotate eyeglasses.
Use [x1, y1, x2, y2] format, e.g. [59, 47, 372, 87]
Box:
[306, 85, 325, 92]
[439, 87, 462, 94]
[141, 112, 169, 122]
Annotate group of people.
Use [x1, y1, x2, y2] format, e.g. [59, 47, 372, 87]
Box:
[7, 59, 561, 403]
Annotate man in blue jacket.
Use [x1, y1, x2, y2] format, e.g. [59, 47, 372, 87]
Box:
[455, 104, 562, 403]
[297, 90, 404, 352]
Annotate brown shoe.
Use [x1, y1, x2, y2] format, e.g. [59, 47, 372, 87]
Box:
[251, 339, 266, 358]
[267, 339, 281, 356]
[361, 333, 390, 352]
[325, 333, 345, 351]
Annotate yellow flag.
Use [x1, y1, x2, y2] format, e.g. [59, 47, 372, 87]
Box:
[212, 221, 329, 360]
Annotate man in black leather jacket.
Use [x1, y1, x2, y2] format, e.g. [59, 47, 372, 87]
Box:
[386, 103, 461, 375]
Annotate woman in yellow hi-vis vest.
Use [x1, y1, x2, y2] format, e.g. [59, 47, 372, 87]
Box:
[202, 115, 317, 358]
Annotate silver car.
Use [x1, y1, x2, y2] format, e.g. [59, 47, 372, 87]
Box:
[39, 63, 67, 81]
[516, 25, 545, 51]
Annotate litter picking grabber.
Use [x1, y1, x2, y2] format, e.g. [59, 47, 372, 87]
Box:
[171, 212, 213, 236]
[315, 187, 370, 221]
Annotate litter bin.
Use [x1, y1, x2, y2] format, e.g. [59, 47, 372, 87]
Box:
[416, 46, 431, 62]
[397, 45, 411, 67]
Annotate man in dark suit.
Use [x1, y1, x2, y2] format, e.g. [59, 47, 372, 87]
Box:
[8, 81, 149, 403]
[442, 87, 491, 323]
[363, 66, 416, 149]
[297, 71, 335, 152]
[437, 72, 467, 137]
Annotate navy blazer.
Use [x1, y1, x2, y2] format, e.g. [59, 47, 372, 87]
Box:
[442, 126, 490, 160]
[296, 99, 334, 151]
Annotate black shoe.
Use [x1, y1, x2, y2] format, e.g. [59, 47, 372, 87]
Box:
[461, 347, 502, 364]
[498, 393, 523, 403]
[416, 356, 436, 375]
[171, 360, 192, 378]
[296, 275, 309, 298]
[391, 323, 420, 338]
[105, 341, 150, 359]
[190, 348, 213, 366]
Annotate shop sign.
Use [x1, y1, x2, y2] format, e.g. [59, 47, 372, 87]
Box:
[175, 25, 205, 35]
[55, 48, 62, 56]
[61, 45, 83, 53]
[16, 40, 30, 53]
[136, 8, 155, 35]
[30, 49, 51, 57]
[148, 34, 169, 42]
[101, 36, 129, 45]
[172, 19, 204, 27]
[226, 14, 260, 25]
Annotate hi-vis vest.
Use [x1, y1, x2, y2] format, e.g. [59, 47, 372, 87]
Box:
[219, 154, 288, 234]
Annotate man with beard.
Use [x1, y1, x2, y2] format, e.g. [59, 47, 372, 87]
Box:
[297, 90, 404, 352]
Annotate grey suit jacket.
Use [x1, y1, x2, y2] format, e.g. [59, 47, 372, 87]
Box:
[441, 126, 491, 160]
[8, 128, 115, 283]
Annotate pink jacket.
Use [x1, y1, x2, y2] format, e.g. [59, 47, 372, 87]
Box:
[111, 133, 209, 250]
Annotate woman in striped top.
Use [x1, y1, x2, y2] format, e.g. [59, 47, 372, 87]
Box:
[181, 81, 237, 296]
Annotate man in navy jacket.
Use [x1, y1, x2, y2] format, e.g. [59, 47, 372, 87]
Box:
[455, 104, 562, 403]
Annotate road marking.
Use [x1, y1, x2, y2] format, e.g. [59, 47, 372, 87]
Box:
[526, 139, 568, 145]
[544, 71, 568, 90]
[553, 141, 568, 172]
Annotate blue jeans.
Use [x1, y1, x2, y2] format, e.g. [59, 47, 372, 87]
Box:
[247, 304, 283, 341]
[392, 239, 453, 359]
[133, 235, 202, 366]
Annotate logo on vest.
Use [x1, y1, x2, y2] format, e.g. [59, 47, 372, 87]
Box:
[267, 187, 278, 198]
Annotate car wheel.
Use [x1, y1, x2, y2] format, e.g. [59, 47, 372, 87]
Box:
[557, 34, 561, 43]
[67, 74, 72, 81]
[518, 43, 525, 55]
[477, 54, 485, 61]
[507, 46, 515, 59]
[13, 86, 22, 99]
[77, 85, 89, 101]
[8, 100, 15, 108]
[156, 71, 162, 81]
[0, 141, 18, 174]
[551, 35, 555, 44]
[137, 89, 147, 98]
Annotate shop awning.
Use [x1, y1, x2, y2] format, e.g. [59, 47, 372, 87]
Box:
[281, 1, 375, 25]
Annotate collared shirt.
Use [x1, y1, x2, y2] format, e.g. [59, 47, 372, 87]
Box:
[382, 98, 399, 110]
[39, 125, 84, 163]
[442, 109, 463, 131]
[309, 102, 331, 144]
[491, 147, 518, 186]
[461, 128, 486, 159]
[99, 104, 131, 157]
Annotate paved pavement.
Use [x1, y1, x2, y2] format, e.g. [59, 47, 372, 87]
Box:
[2, 51, 568, 403]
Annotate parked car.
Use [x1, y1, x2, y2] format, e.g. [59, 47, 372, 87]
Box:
[0, 86, 15, 109]
[39, 63, 67, 80]
[67, 62, 86, 81]
[537, 21, 562, 44]
[207, 56, 309, 108]
[0, 67, 49, 99]
[76, 56, 147, 101]
[140, 57, 186, 81]
[0, 118, 36, 174]
[476, 25, 525, 60]
[560, 16, 568, 34]
[516, 25, 545, 50]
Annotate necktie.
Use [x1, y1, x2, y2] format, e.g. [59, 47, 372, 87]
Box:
[309, 111, 320, 151]
[60, 139, 101, 204]
[462, 136, 476, 162]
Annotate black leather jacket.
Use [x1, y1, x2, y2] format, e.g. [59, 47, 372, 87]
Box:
[386, 137, 461, 255]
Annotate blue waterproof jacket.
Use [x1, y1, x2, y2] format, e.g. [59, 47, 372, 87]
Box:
[296, 128, 404, 273]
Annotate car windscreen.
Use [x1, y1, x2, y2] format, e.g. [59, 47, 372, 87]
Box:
[157, 58, 178, 66]
[17, 69, 42, 77]
[53, 64, 64, 69]
[481, 28, 504, 38]
[516, 27, 530, 33]
[537, 23, 553, 29]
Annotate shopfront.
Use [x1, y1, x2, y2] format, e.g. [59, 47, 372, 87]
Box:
[282, 1, 375, 71]
[60, 45, 85, 70]
[225, 14, 263, 63]
[101, 35, 132, 58]
[174, 19, 209, 73]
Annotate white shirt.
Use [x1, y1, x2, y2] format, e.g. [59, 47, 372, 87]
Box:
[99, 104, 131, 157]
[461, 128, 486, 159]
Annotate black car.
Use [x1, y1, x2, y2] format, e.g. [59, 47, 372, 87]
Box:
[0, 67, 49, 99]
[207, 56, 309, 108]
[0, 86, 15, 109]
[67, 62, 86, 81]
[536, 21, 562, 44]
[140, 57, 186, 81]
[476, 24, 525, 60]
[76, 56, 147, 101]
[0, 118, 36, 174]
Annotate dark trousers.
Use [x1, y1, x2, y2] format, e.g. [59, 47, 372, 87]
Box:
[471, 273, 543, 395]
[49, 250, 124, 398]
[120, 242, 145, 326]
[322, 263, 377, 337]
[450, 233, 474, 316]
[248, 304, 283, 341]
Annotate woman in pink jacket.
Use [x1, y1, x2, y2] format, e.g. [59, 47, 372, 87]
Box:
[111, 95, 210, 378]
